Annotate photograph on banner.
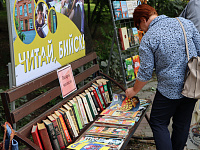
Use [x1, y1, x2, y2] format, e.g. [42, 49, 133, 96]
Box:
[9, 0, 85, 86]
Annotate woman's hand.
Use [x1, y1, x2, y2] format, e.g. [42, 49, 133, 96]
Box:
[125, 87, 136, 99]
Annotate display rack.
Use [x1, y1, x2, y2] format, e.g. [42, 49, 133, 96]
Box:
[106, 0, 140, 89]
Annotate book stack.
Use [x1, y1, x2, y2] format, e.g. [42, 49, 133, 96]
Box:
[31, 78, 113, 149]
[124, 55, 140, 81]
[67, 93, 151, 150]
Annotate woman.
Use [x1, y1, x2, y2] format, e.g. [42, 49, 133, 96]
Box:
[125, 4, 200, 150]
[35, 3, 45, 38]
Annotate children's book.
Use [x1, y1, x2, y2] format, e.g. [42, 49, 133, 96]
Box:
[132, 55, 140, 77]
[120, 1, 128, 19]
[126, 1, 137, 18]
[127, 28, 135, 47]
[67, 140, 110, 150]
[79, 135, 124, 149]
[124, 57, 135, 81]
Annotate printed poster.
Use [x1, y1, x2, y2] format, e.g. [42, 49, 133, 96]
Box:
[8, 0, 85, 86]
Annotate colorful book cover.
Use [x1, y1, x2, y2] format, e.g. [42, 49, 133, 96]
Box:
[67, 140, 110, 150]
[127, 28, 135, 47]
[31, 125, 43, 150]
[126, 1, 137, 18]
[113, 1, 122, 20]
[118, 27, 130, 50]
[120, 1, 128, 19]
[94, 83, 108, 107]
[91, 85, 105, 109]
[97, 79, 113, 102]
[95, 117, 135, 126]
[132, 55, 140, 77]
[124, 57, 135, 81]
[132, 27, 140, 45]
[79, 135, 124, 149]
[88, 87, 101, 113]
[138, 30, 144, 43]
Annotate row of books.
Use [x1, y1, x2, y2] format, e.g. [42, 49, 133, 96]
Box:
[31, 78, 113, 150]
[124, 55, 140, 81]
[67, 94, 151, 149]
[118, 27, 141, 50]
[113, 1, 138, 20]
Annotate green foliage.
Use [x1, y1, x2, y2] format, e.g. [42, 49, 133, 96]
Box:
[14, 17, 25, 41]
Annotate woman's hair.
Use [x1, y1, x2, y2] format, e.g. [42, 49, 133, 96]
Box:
[133, 4, 158, 29]
[37, 2, 43, 12]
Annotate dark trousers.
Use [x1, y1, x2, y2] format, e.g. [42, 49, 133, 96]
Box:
[150, 90, 197, 150]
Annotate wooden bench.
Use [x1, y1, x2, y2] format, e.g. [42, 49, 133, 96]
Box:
[1, 52, 151, 150]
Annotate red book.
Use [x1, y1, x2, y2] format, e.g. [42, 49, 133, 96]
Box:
[55, 111, 72, 144]
[31, 125, 43, 150]
[48, 115, 65, 149]
[94, 83, 108, 107]
[37, 123, 53, 150]
[90, 87, 104, 111]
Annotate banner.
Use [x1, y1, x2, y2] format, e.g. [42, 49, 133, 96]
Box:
[8, 0, 85, 86]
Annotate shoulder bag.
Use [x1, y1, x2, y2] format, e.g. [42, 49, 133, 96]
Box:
[176, 17, 200, 99]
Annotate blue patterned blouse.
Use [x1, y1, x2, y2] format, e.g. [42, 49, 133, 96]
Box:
[137, 15, 200, 99]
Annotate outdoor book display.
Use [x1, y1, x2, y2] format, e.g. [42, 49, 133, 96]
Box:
[1, 52, 151, 150]
[107, 0, 145, 88]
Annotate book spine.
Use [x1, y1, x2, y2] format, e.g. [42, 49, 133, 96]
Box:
[58, 113, 72, 143]
[58, 110, 75, 139]
[106, 80, 113, 102]
[93, 85, 105, 109]
[98, 85, 108, 107]
[31, 126, 43, 150]
[103, 83, 111, 103]
[56, 117, 68, 147]
[65, 110, 78, 137]
[69, 105, 80, 134]
[92, 88, 104, 111]
[118, 28, 125, 50]
[90, 91, 101, 113]
[38, 127, 53, 150]
[73, 99, 84, 129]
[80, 95, 93, 122]
[45, 122, 61, 150]
[71, 102, 83, 130]
[77, 97, 88, 125]
[52, 120, 65, 149]
[84, 94, 95, 118]
[85, 92, 98, 116]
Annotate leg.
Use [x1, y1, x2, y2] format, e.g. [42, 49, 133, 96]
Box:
[171, 98, 197, 150]
[150, 90, 178, 150]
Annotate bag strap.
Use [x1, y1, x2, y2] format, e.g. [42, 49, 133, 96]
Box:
[176, 17, 190, 61]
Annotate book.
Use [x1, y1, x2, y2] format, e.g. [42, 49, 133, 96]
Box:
[124, 57, 135, 81]
[43, 119, 61, 150]
[118, 27, 130, 50]
[97, 79, 113, 103]
[37, 122, 53, 150]
[132, 27, 140, 45]
[70, 99, 83, 130]
[138, 30, 144, 43]
[94, 82, 108, 107]
[92, 84, 105, 109]
[79, 135, 124, 149]
[96, 79, 111, 103]
[67, 101, 80, 132]
[58, 108, 76, 138]
[90, 86, 104, 111]
[109, 93, 140, 112]
[113, 1, 122, 21]
[31, 125, 43, 150]
[95, 116, 135, 126]
[88, 87, 101, 113]
[132, 55, 140, 77]
[76, 96, 89, 125]
[52, 113, 68, 147]
[67, 140, 110, 150]
[82, 92, 96, 118]
[127, 28, 135, 47]
[79, 93, 94, 122]
[85, 90, 98, 116]
[126, 1, 137, 18]
[86, 124, 129, 138]
[55, 111, 72, 143]
[120, 1, 128, 19]
[47, 115, 65, 149]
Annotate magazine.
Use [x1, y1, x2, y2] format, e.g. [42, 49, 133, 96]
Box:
[108, 93, 140, 112]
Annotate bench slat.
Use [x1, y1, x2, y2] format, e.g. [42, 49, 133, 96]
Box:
[11, 64, 100, 123]
[5, 52, 97, 103]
